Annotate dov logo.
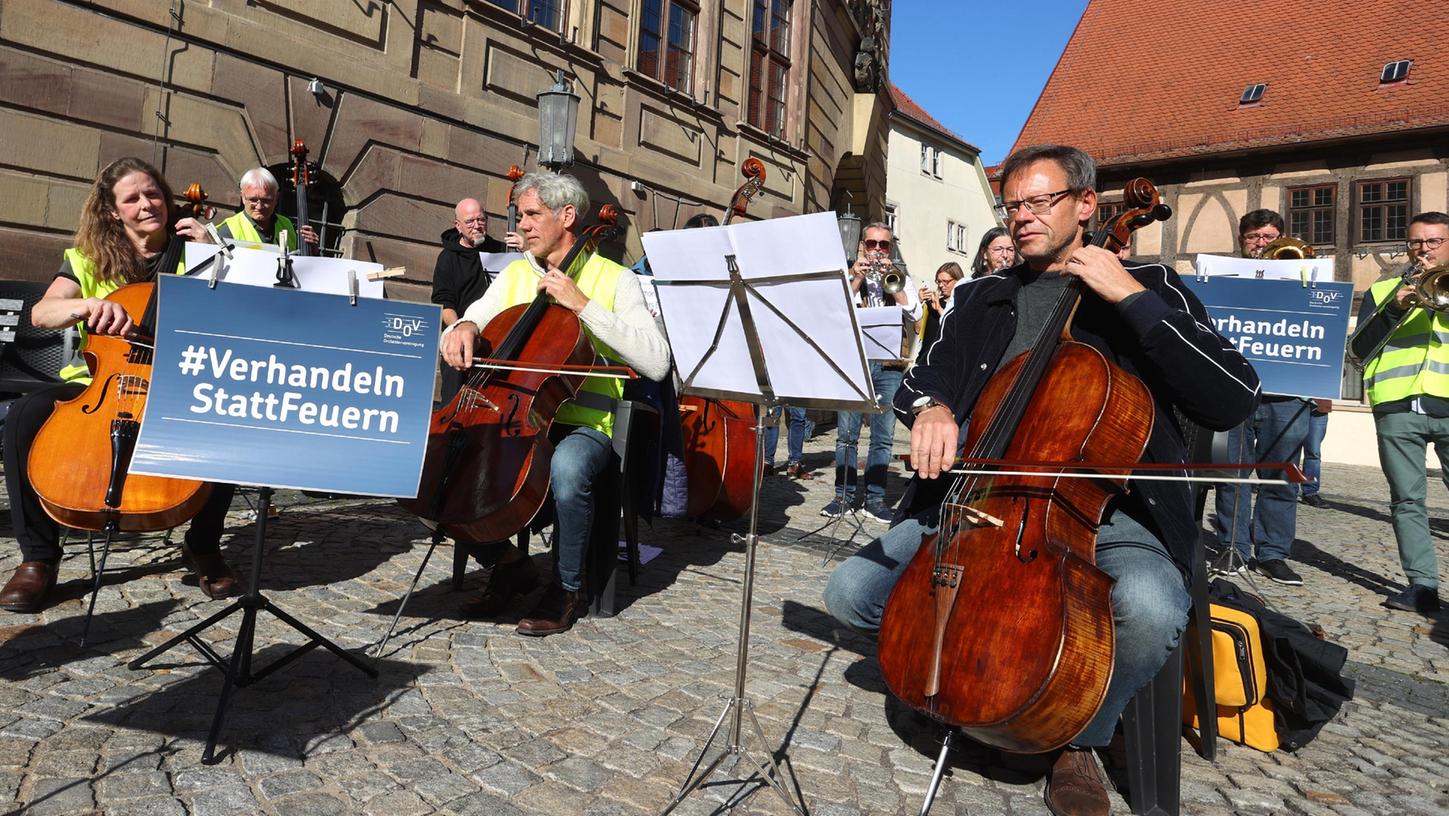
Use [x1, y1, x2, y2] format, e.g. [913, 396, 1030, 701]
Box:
[1309, 289, 1343, 306]
[382, 314, 429, 338]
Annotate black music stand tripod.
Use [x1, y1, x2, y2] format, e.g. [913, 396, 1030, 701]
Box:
[128, 486, 377, 764]
[648, 233, 877, 815]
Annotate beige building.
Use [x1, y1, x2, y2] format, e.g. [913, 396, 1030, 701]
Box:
[1009, 0, 1449, 467]
[884, 86, 998, 284]
[0, 0, 893, 302]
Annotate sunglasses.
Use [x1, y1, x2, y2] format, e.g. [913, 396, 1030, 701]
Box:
[863, 239, 892, 251]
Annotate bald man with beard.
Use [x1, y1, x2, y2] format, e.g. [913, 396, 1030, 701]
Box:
[432, 198, 508, 402]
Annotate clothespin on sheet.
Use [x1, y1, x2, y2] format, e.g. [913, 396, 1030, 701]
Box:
[368, 267, 405, 281]
[202, 222, 233, 289]
[347, 269, 358, 306]
[1300, 263, 1315, 289]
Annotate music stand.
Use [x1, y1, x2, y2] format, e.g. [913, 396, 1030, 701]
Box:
[126, 249, 418, 763]
[644, 212, 877, 815]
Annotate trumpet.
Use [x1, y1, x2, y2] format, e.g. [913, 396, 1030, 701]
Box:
[1259, 235, 1316, 259]
[881, 268, 905, 295]
[1349, 262, 1449, 366]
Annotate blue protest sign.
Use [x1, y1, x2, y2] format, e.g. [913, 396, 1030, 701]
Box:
[132, 276, 439, 496]
[1181, 277, 1353, 399]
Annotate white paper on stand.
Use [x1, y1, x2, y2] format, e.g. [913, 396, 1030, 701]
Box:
[1194, 253, 1335, 283]
[185, 243, 387, 299]
[858, 306, 908, 361]
[642, 211, 876, 411]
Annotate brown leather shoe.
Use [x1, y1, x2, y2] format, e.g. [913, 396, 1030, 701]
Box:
[785, 462, 815, 480]
[459, 556, 540, 619]
[181, 543, 240, 600]
[1044, 747, 1109, 816]
[515, 582, 584, 637]
[0, 560, 59, 613]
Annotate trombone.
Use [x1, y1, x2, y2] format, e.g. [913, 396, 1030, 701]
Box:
[1349, 262, 1449, 367]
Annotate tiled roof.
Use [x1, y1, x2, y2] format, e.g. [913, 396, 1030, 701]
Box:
[1010, 0, 1448, 167]
[890, 85, 979, 154]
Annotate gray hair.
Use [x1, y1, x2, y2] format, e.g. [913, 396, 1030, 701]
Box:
[998, 144, 1096, 196]
[239, 167, 280, 193]
[862, 221, 892, 236]
[513, 172, 589, 217]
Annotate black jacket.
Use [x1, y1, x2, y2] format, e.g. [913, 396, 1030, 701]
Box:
[430, 228, 505, 317]
[893, 261, 1261, 573]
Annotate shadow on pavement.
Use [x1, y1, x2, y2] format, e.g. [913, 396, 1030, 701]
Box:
[82, 643, 423, 761]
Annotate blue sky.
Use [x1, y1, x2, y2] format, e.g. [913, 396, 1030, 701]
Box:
[889, 1, 1089, 165]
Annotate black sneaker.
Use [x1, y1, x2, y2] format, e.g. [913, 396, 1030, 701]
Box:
[1255, 559, 1303, 586]
[1300, 493, 1326, 508]
[861, 500, 894, 525]
[1384, 583, 1441, 613]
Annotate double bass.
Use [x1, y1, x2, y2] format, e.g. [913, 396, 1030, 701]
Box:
[289, 139, 314, 256]
[875, 179, 1173, 754]
[677, 159, 768, 523]
[401, 206, 626, 541]
[28, 187, 215, 533]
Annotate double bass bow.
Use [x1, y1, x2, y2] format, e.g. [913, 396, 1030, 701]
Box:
[401, 205, 629, 541]
[678, 159, 767, 523]
[875, 179, 1173, 754]
[27, 186, 215, 533]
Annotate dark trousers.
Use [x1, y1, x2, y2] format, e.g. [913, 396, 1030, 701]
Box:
[4, 383, 234, 562]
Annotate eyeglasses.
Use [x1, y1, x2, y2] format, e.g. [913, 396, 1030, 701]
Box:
[459, 217, 487, 225]
[988, 245, 1016, 254]
[1241, 231, 1279, 243]
[994, 189, 1074, 217]
[1407, 237, 1447, 250]
[862, 238, 892, 251]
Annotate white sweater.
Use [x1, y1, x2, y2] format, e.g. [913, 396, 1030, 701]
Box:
[446, 255, 673, 382]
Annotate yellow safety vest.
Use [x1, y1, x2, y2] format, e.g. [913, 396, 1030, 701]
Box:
[219, 211, 298, 250]
[1362, 276, 1449, 406]
[495, 252, 625, 436]
[58, 248, 185, 383]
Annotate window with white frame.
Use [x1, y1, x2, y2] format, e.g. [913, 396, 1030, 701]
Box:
[920, 144, 943, 179]
[884, 203, 898, 233]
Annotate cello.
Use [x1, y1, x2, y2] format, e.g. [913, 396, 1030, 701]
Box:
[677, 159, 767, 522]
[401, 206, 626, 541]
[28, 186, 215, 533]
[875, 179, 1172, 754]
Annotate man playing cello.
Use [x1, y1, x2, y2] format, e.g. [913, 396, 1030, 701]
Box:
[823, 145, 1259, 815]
[440, 172, 670, 636]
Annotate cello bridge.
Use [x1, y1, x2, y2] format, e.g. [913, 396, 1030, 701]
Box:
[931, 564, 963, 589]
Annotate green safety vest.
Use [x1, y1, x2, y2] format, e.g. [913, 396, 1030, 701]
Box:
[495, 252, 625, 436]
[219, 211, 298, 250]
[1362, 275, 1449, 406]
[58, 248, 184, 383]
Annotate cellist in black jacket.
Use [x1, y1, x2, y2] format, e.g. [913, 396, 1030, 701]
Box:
[824, 145, 1259, 816]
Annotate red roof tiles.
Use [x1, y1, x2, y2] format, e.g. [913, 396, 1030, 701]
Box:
[1010, 0, 1448, 167]
[890, 85, 979, 153]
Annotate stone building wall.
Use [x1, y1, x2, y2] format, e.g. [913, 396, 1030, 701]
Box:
[0, 0, 891, 301]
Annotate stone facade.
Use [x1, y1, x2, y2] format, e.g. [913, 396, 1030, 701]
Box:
[0, 0, 892, 302]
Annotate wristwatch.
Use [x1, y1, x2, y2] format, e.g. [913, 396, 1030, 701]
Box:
[911, 395, 947, 416]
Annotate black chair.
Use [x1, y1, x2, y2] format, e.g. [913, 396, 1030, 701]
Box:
[0, 281, 73, 395]
[1118, 412, 1220, 815]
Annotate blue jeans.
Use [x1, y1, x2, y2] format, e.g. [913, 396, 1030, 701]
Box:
[550, 425, 613, 592]
[764, 405, 813, 467]
[1299, 412, 1328, 497]
[822, 505, 1188, 749]
[1213, 398, 1311, 562]
[834, 363, 903, 503]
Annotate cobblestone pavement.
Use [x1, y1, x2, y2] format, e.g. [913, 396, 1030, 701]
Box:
[1, 425, 1446, 816]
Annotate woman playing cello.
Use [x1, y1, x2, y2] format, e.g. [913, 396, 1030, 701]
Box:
[436, 172, 670, 636]
[823, 145, 1260, 816]
[0, 157, 241, 613]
